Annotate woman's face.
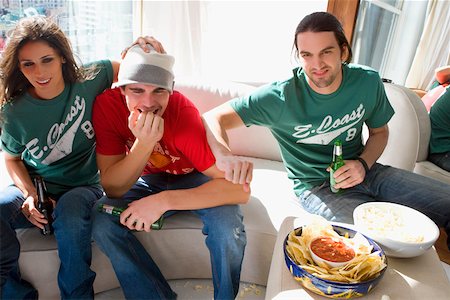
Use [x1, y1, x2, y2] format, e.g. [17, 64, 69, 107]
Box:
[18, 40, 66, 100]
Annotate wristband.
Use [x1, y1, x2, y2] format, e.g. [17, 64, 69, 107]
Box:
[357, 157, 370, 173]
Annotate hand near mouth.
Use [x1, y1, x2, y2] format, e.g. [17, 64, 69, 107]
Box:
[128, 109, 164, 149]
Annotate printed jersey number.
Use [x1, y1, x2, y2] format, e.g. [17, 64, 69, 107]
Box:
[346, 128, 357, 141]
[81, 120, 95, 139]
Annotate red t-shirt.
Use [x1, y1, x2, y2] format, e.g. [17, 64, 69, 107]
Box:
[93, 88, 215, 175]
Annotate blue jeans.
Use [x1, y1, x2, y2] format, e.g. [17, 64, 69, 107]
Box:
[91, 171, 247, 300]
[299, 163, 450, 249]
[429, 152, 450, 172]
[0, 184, 103, 300]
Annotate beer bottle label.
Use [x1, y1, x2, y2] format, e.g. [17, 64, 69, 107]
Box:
[330, 140, 345, 193]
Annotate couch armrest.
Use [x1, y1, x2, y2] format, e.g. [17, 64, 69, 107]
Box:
[378, 83, 423, 171]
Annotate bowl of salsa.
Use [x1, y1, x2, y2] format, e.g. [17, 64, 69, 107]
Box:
[309, 236, 356, 268]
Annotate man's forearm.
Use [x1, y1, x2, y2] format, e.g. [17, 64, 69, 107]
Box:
[158, 178, 250, 212]
[202, 115, 233, 159]
[100, 143, 153, 198]
[435, 65, 450, 84]
[360, 127, 389, 168]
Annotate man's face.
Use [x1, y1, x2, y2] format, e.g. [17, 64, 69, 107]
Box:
[296, 31, 347, 94]
[121, 83, 170, 116]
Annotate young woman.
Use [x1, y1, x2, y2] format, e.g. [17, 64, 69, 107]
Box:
[0, 16, 163, 299]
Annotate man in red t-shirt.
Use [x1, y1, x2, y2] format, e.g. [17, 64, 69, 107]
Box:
[91, 45, 249, 300]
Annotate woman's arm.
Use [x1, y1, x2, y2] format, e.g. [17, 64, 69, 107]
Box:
[4, 152, 46, 228]
[4, 152, 36, 199]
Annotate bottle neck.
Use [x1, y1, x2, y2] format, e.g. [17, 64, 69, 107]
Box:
[34, 177, 47, 203]
[333, 146, 343, 160]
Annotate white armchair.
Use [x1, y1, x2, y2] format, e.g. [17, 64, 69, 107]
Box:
[382, 82, 450, 184]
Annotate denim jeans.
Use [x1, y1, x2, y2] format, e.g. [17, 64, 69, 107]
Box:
[299, 163, 450, 249]
[91, 171, 247, 300]
[428, 152, 450, 172]
[0, 184, 103, 300]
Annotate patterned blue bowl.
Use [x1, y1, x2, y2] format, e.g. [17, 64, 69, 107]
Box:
[284, 225, 387, 299]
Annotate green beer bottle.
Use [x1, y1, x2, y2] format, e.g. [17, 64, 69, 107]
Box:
[98, 204, 164, 230]
[330, 139, 345, 193]
[34, 176, 54, 235]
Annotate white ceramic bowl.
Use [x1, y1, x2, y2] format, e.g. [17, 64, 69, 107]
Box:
[353, 202, 439, 258]
[308, 236, 356, 268]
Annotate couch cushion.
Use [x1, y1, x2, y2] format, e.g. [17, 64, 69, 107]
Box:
[414, 161, 450, 185]
[174, 79, 282, 161]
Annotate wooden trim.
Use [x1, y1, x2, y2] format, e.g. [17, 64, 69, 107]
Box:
[327, 0, 360, 44]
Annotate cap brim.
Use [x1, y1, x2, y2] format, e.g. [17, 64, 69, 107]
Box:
[112, 80, 174, 92]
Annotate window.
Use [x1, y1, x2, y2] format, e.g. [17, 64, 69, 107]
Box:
[0, 0, 134, 63]
[351, 0, 428, 85]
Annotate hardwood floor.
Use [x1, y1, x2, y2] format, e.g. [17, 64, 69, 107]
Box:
[436, 229, 450, 265]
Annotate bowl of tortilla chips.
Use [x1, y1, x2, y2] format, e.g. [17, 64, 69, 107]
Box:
[284, 217, 387, 299]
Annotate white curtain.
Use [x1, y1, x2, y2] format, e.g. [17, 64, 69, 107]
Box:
[137, 1, 327, 83]
[405, 0, 450, 90]
[136, 1, 206, 78]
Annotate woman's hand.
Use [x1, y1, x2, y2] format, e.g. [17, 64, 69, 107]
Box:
[121, 36, 165, 58]
[21, 195, 46, 229]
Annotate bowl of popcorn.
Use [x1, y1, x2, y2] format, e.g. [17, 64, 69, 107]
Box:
[353, 202, 440, 258]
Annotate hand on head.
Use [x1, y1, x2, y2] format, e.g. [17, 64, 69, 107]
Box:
[121, 36, 166, 59]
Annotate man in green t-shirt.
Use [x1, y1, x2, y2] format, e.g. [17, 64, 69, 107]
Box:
[203, 12, 450, 252]
[428, 84, 450, 171]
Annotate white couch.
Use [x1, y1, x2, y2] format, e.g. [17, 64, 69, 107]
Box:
[0, 80, 447, 299]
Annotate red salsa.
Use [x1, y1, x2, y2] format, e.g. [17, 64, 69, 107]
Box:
[310, 237, 355, 263]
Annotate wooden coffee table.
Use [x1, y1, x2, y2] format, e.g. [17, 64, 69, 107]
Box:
[265, 216, 450, 299]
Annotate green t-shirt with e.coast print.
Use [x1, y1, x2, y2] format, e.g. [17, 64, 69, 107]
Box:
[0, 60, 113, 196]
[230, 64, 394, 196]
[429, 86, 450, 154]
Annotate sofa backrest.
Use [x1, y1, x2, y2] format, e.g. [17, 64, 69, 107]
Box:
[382, 83, 431, 168]
[375, 83, 418, 171]
[174, 79, 283, 161]
[174, 80, 429, 171]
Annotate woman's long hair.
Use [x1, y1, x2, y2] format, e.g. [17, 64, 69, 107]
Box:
[0, 16, 97, 108]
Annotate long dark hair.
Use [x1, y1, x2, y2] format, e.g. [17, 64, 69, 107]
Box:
[293, 12, 352, 64]
[0, 16, 97, 107]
